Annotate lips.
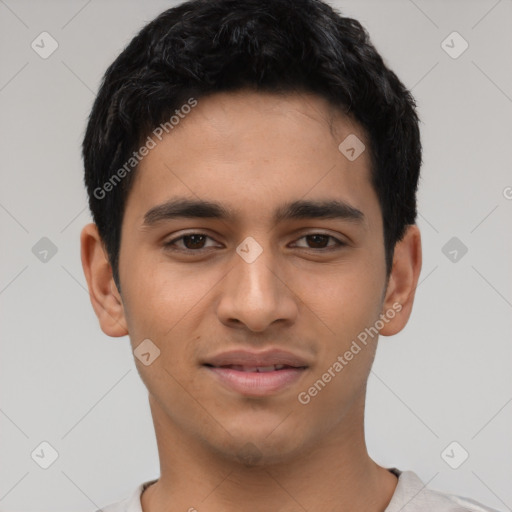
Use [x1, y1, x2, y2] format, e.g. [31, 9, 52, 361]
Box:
[202, 349, 309, 396]
[221, 364, 292, 372]
[203, 349, 309, 369]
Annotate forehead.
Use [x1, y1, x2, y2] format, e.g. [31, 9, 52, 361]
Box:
[159, 89, 367, 156]
[125, 90, 378, 228]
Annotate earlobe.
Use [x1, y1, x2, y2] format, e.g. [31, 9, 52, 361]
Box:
[80, 223, 129, 337]
[379, 224, 422, 337]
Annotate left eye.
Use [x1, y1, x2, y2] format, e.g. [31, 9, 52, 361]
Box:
[163, 233, 344, 252]
[292, 234, 344, 250]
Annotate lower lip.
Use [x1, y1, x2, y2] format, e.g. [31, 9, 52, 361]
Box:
[205, 366, 306, 397]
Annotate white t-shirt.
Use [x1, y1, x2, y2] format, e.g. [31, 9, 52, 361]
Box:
[96, 468, 502, 512]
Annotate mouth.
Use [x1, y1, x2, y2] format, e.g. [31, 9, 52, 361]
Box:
[202, 350, 309, 397]
[205, 363, 306, 372]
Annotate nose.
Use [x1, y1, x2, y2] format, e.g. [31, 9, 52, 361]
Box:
[216, 241, 298, 332]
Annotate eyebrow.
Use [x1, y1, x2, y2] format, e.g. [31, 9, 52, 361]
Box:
[142, 197, 365, 227]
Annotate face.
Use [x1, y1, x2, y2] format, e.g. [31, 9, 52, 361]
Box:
[82, 90, 420, 465]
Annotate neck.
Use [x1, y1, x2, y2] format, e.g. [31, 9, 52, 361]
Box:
[141, 394, 398, 512]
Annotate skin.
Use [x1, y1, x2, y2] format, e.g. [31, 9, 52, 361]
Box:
[81, 90, 422, 512]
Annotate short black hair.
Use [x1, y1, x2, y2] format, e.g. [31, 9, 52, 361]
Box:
[82, 0, 422, 291]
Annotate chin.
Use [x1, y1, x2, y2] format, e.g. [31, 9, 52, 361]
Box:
[207, 423, 309, 468]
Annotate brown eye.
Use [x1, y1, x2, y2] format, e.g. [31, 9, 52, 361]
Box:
[293, 234, 345, 250]
[181, 234, 207, 249]
[164, 233, 215, 252]
[305, 234, 330, 249]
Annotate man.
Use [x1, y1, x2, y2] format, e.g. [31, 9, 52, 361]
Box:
[80, 0, 500, 510]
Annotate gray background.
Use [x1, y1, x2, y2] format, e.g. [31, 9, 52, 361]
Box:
[0, 0, 511, 510]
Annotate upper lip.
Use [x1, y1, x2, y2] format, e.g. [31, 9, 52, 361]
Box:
[203, 349, 310, 368]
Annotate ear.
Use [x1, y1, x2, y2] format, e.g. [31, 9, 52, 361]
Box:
[379, 224, 422, 336]
[80, 223, 128, 337]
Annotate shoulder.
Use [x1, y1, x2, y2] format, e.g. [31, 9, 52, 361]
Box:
[386, 469, 503, 512]
[94, 479, 157, 512]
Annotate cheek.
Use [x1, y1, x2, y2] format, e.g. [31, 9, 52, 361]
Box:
[120, 266, 205, 397]
[295, 260, 384, 341]
[295, 270, 382, 417]
[121, 253, 220, 352]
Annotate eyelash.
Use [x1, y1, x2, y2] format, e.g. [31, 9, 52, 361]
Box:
[163, 232, 346, 253]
